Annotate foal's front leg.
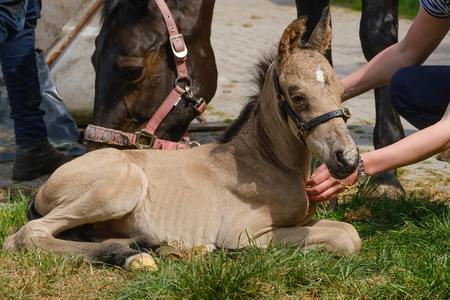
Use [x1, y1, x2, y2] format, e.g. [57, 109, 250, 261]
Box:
[3, 159, 156, 271]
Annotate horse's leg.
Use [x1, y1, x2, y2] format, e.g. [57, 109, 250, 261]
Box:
[254, 219, 361, 255]
[360, 0, 405, 198]
[3, 160, 156, 271]
[295, 0, 332, 64]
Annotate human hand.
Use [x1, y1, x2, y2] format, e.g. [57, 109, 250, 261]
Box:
[306, 164, 358, 202]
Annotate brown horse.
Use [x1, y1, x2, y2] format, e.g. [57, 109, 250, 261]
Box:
[85, 0, 218, 151]
[4, 8, 361, 271]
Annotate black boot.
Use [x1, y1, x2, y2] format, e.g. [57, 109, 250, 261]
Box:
[13, 139, 71, 181]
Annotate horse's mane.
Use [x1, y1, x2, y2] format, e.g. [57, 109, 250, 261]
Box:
[217, 51, 277, 144]
[102, 0, 156, 24]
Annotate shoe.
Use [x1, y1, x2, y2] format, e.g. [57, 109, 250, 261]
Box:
[12, 139, 71, 181]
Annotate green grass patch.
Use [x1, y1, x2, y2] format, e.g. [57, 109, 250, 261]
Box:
[1, 189, 449, 299]
[332, 0, 420, 19]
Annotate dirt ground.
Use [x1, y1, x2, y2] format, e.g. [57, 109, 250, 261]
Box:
[1, 1, 448, 201]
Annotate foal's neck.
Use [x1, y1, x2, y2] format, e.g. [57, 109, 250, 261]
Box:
[226, 72, 311, 180]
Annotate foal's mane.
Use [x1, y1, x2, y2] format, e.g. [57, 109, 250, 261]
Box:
[218, 51, 277, 144]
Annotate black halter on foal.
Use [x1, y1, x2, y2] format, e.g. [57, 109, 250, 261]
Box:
[273, 68, 351, 144]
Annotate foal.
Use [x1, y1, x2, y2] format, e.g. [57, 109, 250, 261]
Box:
[4, 9, 361, 271]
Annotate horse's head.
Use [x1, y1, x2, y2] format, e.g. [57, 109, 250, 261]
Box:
[273, 7, 358, 179]
[88, 0, 217, 151]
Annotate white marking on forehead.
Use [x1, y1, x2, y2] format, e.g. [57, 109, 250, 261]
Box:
[316, 65, 325, 86]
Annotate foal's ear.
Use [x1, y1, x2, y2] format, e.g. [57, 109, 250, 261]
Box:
[278, 17, 307, 63]
[306, 7, 332, 55]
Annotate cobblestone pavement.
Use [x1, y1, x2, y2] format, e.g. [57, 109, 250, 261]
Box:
[1, 0, 448, 199]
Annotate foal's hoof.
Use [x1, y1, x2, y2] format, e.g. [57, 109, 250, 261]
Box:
[125, 253, 158, 271]
[155, 245, 183, 260]
[192, 244, 217, 255]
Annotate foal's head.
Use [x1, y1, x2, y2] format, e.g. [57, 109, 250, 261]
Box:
[88, 0, 217, 151]
[273, 8, 358, 179]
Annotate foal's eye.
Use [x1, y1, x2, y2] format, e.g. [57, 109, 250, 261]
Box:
[291, 95, 306, 103]
[120, 67, 143, 81]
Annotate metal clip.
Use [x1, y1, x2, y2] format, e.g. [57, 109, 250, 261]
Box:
[177, 138, 201, 149]
[185, 87, 204, 106]
[169, 34, 188, 59]
[134, 130, 157, 149]
[175, 75, 192, 90]
[194, 98, 206, 113]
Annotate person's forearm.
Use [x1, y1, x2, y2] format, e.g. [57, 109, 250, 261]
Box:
[341, 44, 412, 101]
[341, 6, 450, 102]
[363, 120, 450, 176]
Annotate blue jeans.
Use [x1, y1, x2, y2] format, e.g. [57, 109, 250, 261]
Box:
[388, 65, 450, 130]
[0, 0, 45, 145]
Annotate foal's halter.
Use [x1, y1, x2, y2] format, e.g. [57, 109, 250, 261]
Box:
[84, 0, 206, 150]
[273, 68, 351, 144]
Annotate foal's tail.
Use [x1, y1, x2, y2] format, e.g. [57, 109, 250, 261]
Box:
[27, 197, 43, 220]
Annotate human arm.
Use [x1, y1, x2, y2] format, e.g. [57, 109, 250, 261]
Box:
[306, 103, 450, 202]
[341, 5, 450, 101]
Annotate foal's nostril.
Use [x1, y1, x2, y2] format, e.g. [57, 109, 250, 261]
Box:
[335, 150, 348, 167]
[335, 150, 357, 169]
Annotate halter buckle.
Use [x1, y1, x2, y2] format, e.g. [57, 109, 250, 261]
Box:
[170, 34, 188, 59]
[298, 124, 308, 140]
[341, 107, 352, 122]
[134, 130, 157, 149]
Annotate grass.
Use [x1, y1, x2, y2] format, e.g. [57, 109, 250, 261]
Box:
[0, 187, 449, 299]
[333, 0, 420, 19]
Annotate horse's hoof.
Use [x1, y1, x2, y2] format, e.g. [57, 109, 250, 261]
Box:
[155, 245, 183, 260]
[437, 149, 450, 162]
[363, 184, 405, 200]
[125, 253, 158, 271]
[363, 170, 405, 200]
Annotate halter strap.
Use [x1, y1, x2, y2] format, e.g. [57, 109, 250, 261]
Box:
[153, 0, 188, 79]
[85, 0, 206, 150]
[273, 68, 351, 143]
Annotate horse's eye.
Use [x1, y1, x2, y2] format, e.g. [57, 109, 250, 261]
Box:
[120, 67, 143, 81]
[291, 95, 305, 103]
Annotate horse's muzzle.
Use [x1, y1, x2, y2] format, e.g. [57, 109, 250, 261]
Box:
[327, 147, 359, 180]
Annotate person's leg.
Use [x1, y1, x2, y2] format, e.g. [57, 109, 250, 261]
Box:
[0, 19, 47, 145]
[388, 66, 450, 130]
[0, 0, 28, 45]
[0, 0, 69, 181]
